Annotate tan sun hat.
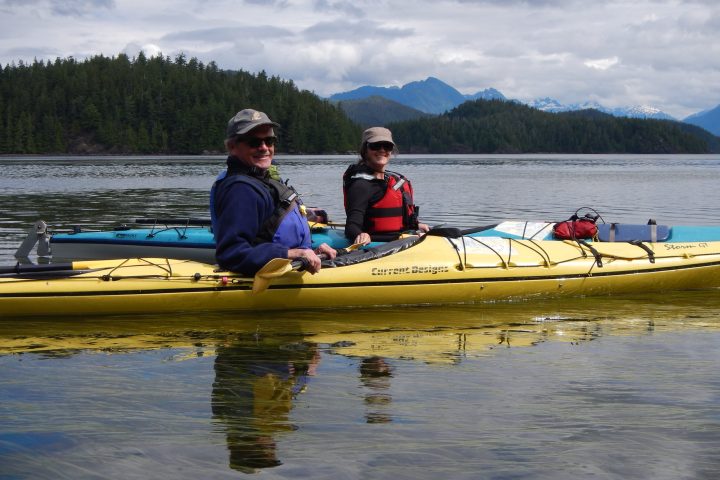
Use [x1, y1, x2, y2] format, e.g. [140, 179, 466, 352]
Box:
[362, 127, 394, 146]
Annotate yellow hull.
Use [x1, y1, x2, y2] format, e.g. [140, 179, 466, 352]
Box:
[2, 235, 720, 317]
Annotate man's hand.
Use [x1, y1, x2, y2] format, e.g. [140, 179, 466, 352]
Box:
[288, 243, 336, 274]
[315, 243, 337, 260]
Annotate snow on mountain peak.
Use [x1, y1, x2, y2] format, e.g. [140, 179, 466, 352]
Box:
[527, 97, 675, 120]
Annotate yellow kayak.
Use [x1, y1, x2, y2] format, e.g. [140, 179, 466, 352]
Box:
[2, 233, 720, 317]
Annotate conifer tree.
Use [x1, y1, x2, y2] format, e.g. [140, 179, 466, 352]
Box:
[0, 53, 361, 155]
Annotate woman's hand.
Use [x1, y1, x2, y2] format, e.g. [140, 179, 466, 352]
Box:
[353, 232, 372, 246]
[417, 223, 430, 233]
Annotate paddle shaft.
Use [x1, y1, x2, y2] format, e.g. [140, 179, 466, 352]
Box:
[291, 253, 328, 271]
[130, 217, 212, 226]
[290, 242, 363, 270]
[130, 216, 343, 228]
[427, 224, 498, 238]
[0, 262, 87, 275]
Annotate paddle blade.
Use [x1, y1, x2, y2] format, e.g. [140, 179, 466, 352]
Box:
[339, 242, 364, 254]
[252, 258, 293, 294]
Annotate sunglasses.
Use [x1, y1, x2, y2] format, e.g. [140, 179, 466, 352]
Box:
[238, 136, 277, 148]
[368, 141, 394, 151]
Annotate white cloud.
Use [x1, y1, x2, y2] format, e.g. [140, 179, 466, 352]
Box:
[0, 0, 719, 118]
[122, 43, 163, 59]
[584, 57, 620, 71]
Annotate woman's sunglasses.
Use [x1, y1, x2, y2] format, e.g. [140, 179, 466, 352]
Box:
[368, 141, 394, 151]
[239, 136, 277, 148]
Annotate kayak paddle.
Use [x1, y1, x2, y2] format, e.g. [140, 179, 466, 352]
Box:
[252, 258, 295, 294]
[252, 242, 364, 294]
[0, 261, 92, 276]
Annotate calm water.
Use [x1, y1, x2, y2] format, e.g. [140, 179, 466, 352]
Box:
[2, 154, 720, 479]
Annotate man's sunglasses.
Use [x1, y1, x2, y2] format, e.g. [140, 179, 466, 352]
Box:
[238, 136, 278, 148]
[367, 141, 394, 151]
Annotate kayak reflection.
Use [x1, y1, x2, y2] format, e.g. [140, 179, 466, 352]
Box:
[2, 292, 720, 473]
[211, 331, 319, 473]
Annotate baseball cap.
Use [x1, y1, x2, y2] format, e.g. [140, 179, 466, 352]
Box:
[226, 109, 280, 138]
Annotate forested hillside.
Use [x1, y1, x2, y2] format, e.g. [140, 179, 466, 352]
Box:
[2, 54, 717, 155]
[336, 95, 430, 127]
[0, 53, 361, 154]
[389, 99, 719, 154]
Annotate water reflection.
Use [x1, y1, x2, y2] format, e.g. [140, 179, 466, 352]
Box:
[211, 332, 319, 473]
[0, 295, 694, 355]
[359, 356, 394, 424]
[3, 292, 719, 359]
[2, 292, 720, 473]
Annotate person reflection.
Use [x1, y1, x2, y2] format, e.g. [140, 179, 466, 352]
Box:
[359, 356, 394, 424]
[212, 334, 319, 473]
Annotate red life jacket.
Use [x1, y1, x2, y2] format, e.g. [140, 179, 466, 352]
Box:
[343, 166, 419, 235]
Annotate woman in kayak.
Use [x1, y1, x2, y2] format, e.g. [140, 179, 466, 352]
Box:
[343, 127, 429, 245]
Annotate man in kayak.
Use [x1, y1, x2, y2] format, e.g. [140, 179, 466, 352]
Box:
[211, 109, 336, 275]
[343, 127, 429, 245]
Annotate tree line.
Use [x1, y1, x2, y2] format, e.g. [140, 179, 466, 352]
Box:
[2, 53, 717, 155]
[0, 53, 361, 155]
[388, 99, 718, 154]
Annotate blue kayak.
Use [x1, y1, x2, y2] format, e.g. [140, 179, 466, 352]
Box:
[46, 220, 353, 262]
[18, 218, 720, 263]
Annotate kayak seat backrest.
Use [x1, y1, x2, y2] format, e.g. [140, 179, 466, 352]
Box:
[597, 223, 670, 242]
[322, 236, 421, 268]
[306, 207, 329, 224]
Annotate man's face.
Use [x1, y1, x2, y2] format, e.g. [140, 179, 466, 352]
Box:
[229, 125, 275, 170]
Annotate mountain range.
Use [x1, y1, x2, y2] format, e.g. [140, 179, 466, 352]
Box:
[330, 77, 504, 115]
[330, 77, 507, 115]
[684, 105, 720, 136]
[329, 77, 720, 135]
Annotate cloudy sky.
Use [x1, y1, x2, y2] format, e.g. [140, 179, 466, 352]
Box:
[1, 0, 718, 118]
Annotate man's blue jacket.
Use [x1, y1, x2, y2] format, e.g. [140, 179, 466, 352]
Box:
[211, 157, 311, 275]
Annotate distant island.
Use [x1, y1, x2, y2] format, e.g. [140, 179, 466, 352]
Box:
[1, 53, 718, 155]
[387, 99, 719, 154]
[0, 53, 360, 155]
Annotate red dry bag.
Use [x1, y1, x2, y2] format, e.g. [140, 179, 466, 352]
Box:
[553, 215, 598, 240]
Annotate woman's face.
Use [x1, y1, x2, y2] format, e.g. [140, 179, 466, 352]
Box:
[363, 141, 394, 173]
